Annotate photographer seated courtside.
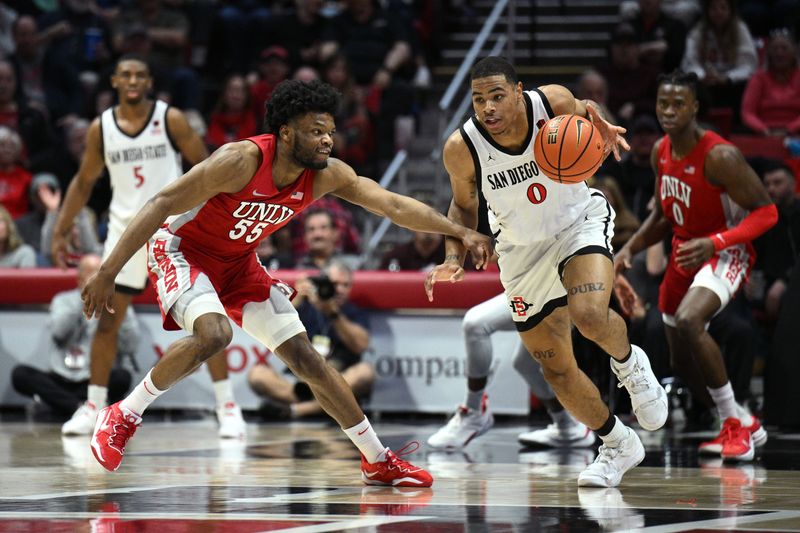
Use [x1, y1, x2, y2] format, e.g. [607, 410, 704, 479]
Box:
[247, 260, 374, 419]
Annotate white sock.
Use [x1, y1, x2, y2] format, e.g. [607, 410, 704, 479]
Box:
[121, 370, 167, 416]
[87, 385, 108, 409]
[611, 345, 636, 374]
[465, 388, 484, 411]
[212, 379, 235, 409]
[708, 382, 738, 421]
[549, 408, 573, 429]
[736, 404, 754, 427]
[598, 416, 628, 447]
[343, 416, 386, 463]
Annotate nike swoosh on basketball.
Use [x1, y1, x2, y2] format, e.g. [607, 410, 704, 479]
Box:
[253, 190, 269, 197]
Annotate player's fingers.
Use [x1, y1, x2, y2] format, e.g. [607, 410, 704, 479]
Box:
[618, 135, 631, 151]
[105, 298, 115, 314]
[424, 274, 435, 301]
[449, 268, 464, 283]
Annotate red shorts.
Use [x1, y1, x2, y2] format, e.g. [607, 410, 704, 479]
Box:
[147, 227, 286, 330]
[658, 237, 754, 325]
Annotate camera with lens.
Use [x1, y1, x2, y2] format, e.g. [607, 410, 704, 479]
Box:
[309, 274, 336, 301]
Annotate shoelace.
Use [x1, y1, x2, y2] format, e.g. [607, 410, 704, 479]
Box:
[109, 420, 136, 451]
[616, 363, 650, 394]
[388, 441, 421, 472]
[595, 444, 620, 465]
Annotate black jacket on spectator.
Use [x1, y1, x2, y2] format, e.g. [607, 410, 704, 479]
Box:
[8, 50, 82, 124]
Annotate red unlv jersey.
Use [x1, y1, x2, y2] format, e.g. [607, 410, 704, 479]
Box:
[657, 130, 748, 242]
[165, 134, 316, 259]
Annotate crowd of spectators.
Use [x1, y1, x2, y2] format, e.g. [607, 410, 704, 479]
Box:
[1, 0, 799, 426]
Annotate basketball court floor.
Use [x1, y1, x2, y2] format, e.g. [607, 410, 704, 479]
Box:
[1, 415, 799, 532]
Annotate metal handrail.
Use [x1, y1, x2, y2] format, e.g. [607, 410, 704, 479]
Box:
[438, 0, 510, 113]
[360, 0, 516, 264]
[439, 35, 508, 145]
[359, 150, 407, 264]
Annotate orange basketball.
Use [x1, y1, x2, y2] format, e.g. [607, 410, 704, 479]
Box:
[533, 114, 605, 184]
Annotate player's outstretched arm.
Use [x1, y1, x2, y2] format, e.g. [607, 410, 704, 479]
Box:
[325, 158, 492, 267]
[614, 140, 672, 277]
[81, 141, 258, 319]
[52, 118, 105, 268]
[424, 131, 483, 301]
[540, 84, 630, 161]
[166, 107, 209, 165]
[675, 144, 778, 269]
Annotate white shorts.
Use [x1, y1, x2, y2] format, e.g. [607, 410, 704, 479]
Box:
[497, 190, 615, 332]
[102, 224, 149, 291]
[169, 272, 306, 352]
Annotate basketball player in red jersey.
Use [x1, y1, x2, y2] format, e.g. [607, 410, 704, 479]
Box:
[615, 71, 778, 461]
[80, 80, 492, 486]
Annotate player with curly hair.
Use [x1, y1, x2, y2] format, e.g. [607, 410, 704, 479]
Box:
[81, 79, 493, 486]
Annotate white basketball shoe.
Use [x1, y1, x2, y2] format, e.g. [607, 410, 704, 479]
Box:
[612, 345, 668, 431]
[427, 395, 494, 449]
[578, 426, 645, 487]
[217, 402, 246, 439]
[62, 401, 100, 436]
[518, 417, 596, 448]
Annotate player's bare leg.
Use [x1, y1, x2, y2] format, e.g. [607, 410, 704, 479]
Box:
[519, 307, 609, 428]
[563, 253, 668, 431]
[561, 254, 629, 360]
[62, 291, 134, 435]
[519, 308, 642, 487]
[673, 287, 766, 459]
[91, 313, 234, 471]
[90, 292, 135, 387]
[664, 326, 714, 410]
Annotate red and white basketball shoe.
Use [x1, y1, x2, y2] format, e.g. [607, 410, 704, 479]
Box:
[90, 402, 141, 471]
[699, 416, 767, 458]
[361, 442, 433, 487]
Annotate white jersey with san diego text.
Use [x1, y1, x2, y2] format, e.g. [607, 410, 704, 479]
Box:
[460, 89, 592, 245]
[101, 100, 182, 236]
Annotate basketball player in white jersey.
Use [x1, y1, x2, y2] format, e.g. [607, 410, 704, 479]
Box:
[426, 57, 668, 487]
[52, 55, 247, 439]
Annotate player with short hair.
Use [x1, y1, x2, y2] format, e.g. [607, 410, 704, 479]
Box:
[52, 55, 247, 439]
[426, 56, 668, 488]
[615, 70, 777, 461]
[81, 79, 493, 486]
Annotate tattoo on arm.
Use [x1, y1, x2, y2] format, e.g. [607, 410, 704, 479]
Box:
[567, 282, 605, 296]
[532, 348, 556, 360]
[445, 254, 460, 261]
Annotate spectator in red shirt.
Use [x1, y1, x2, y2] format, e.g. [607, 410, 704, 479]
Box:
[205, 73, 257, 151]
[0, 125, 31, 219]
[741, 28, 800, 136]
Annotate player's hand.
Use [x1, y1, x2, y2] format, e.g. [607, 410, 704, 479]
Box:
[676, 237, 714, 270]
[613, 246, 633, 277]
[424, 262, 464, 302]
[460, 229, 494, 270]
[613, 274, 638, 318]
[81, 270, 116, 319]
[587, 105, 630, 162]
[51, 232, 71, 269]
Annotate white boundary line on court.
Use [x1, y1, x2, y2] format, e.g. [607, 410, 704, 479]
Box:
[638, 510, 800, 532]
[258, 515, 433, 533]
[0, 511, 437, 523]
[0, 485, 185, 501]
